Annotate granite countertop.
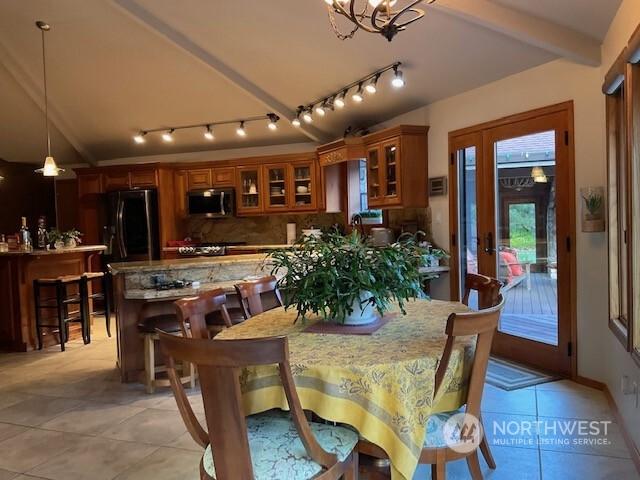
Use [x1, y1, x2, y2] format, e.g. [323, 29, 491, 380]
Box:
[109, 253, 271, 274]
[0, 245, 107, 257]
[124, 279, 241, 300]
[162, 244, 290, 252]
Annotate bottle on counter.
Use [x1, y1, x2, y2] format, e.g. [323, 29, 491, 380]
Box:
[0, 234, 8, 252]
[36, 216, 48, 249]
[19, 217, 32, 252]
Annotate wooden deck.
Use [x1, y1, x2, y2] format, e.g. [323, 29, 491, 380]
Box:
[499, 272, 558, 346]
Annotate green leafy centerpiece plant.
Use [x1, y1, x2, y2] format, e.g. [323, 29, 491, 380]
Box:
[269, 231, 428, 325]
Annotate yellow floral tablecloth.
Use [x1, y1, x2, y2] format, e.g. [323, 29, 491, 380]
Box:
[217, 299, 474, 480]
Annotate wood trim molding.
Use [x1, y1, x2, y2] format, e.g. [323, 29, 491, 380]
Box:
[628, 24, 640, 64]
[449, 101, 574, 138]
[603, 48, 629, 95]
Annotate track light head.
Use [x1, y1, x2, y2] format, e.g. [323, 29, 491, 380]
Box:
[392, 66, 405, 88]
[334, 92, 346, 109]
[236, 121, 247, 137]
[161, 129, 174, 142]
[315, 103, 326, 117]
[267, 113, 280, 131]
[204, 125, 214, 140]
[303, 108, 314, 124]
[352, 84, 364, 103]
[133, 132, 147, 144]
[365, 74, 380, 94]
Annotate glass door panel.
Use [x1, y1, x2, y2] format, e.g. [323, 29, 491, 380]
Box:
[493, 130, 559, 346]
[367, 147, 382, 203]
[239, 168, 261, 211]
[265, 165, 287, 210]
[383, 142, 399, 198]
[456, 145, 479, 310]
[292, 164, 313, 208]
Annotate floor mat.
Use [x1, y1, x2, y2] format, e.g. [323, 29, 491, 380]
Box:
[486, 356, 560, 391]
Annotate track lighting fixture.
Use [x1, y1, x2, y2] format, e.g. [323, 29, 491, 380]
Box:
[161, 129, 174, 142]
[203, 125, 214, 140]
[134, 113, 282, 144]
[294, 62, 403, 122]
[392, 65, 405, 88]
[133, 132, 147, 144]
[352, 84, 364, 103]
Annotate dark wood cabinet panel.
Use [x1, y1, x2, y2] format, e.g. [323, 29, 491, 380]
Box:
[187, 169, 212, 190]
[103, 172, 130, 191]
[130, 170, 158, 188]
[77, 173, 103, 196]
[212, 167, 235, 187]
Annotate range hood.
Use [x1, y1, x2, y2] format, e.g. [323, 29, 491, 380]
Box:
[317, 137, 366, 167]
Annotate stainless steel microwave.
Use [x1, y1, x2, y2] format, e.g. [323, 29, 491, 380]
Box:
[187, 188, 235, 218]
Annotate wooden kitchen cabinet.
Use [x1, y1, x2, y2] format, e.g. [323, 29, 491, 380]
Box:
[263, 164, 289, 213]
[236, 166, 263, 215]
[77, 173, 103, 196]
[103, 172, 130, 191]
[362, 126, 428, 209]
[130, 169, 158, 188]
[175, 170, 188, 218]
[212, 167, 235, 187]
[187, 169, 212, 190]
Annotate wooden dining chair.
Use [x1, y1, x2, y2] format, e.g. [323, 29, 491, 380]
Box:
[358, 296, 505, 480]
[175, 289, 234, 339]
[157, 296, 358, 480]
[462, 273, 503, 310]
[234, 275, 284, 320]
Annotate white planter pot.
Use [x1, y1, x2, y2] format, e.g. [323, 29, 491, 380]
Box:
[343, 292, 378, 325]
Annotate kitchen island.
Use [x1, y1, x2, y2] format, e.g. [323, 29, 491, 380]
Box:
[0, 245, 108, 351]
[109, 254, 275, 382]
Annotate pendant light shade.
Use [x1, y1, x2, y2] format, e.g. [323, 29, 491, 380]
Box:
[531, 166, 548, 183]
[34, 20, 64, 177]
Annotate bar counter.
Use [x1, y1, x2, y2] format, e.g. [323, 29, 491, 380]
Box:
[109, 254, 274, 383]
[0, 245, 107, 351]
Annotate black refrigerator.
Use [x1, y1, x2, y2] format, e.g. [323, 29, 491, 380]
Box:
[106, 190, 160, 262]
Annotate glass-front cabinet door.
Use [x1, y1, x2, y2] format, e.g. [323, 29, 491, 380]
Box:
[236, 167, 262, 214]
[367, 146, 383, 207]
[382, 139, 401, 205]
[263, 164, 289, 212]
[290, 161, 317, 211]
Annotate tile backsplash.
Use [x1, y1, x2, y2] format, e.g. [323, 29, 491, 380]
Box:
[187, 213, 345, 244]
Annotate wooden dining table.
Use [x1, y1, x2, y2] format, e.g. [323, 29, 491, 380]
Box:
[216, 298, 474, 480]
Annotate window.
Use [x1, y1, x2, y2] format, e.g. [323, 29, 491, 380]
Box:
[605, 25, 640, 362]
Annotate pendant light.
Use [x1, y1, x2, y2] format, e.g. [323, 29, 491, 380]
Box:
[34, 21, 64, 177]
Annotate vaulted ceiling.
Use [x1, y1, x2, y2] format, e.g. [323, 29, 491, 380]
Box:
[0, 0, 622, 165]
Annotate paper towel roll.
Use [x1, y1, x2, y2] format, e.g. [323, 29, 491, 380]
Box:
[286, 223, 297, 245]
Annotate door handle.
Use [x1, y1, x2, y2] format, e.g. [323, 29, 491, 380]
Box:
[484, 232, 496, 255]
[117, 200, 127, 259]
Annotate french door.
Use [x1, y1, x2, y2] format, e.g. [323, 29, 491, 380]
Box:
[449, 104, 575, 376]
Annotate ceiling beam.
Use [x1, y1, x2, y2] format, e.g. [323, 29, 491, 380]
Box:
[0, 39, 96, 165]
[432, 0, 601, 67]
[112, 0, 329, 144]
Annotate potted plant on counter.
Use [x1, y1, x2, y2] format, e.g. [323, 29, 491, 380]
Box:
[47, 229, 65, 250]
[269, 231, 427, 325]
[62, 229, 83, 248]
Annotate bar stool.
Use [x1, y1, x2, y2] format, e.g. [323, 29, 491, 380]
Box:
[83, 271, 112, 337]
[137, 303, 195, 394]
[33, 275, 90, 351]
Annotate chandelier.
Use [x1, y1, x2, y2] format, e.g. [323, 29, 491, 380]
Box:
[325, 0, 435, 41]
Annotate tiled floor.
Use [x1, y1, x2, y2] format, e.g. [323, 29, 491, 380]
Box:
[0, 323, 637, 480]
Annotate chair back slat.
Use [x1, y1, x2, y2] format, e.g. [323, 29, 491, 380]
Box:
[462, 273, 502, 310]
[157, 318, 338, 479]
[235, 275, 283, 319]
[433, 295, 505, 419]
[175, 289, 232, 339]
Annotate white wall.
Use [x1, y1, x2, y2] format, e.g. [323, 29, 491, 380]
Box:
[375, 0, 640, 450]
